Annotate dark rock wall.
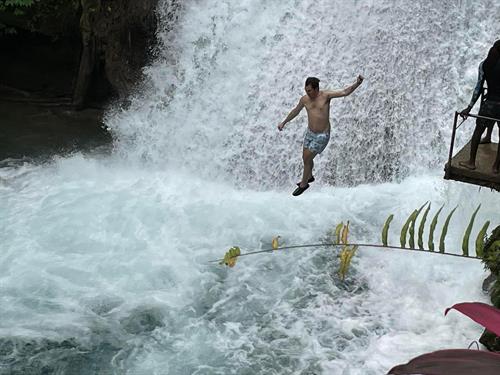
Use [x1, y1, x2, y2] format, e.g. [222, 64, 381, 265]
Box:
[0, 30, 80, 98]
[0, 0, 159, 108]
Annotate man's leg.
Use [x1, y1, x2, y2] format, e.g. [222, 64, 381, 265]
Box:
[300, 148, 315, 187]
[480, 122, 494, 144]
[460, 120, 489, 170]
[493, 123, 500, 174]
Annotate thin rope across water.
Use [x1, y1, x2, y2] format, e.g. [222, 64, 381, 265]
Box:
[209, 242, 482, 264]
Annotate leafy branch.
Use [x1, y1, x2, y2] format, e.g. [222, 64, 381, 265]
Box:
[214, 203, 494, 281]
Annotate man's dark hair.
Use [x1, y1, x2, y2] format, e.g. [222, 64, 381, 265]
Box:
[305, 77, 320, 90]
[494, 39, 500, 52]
[484, 40, 500, 77]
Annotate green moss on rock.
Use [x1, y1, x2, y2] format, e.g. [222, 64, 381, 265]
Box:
[479, 225, 500, 351]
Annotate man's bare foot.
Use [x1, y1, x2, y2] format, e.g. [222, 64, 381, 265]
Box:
[459, 161, 476, 170]
[480, 137, 492, 144]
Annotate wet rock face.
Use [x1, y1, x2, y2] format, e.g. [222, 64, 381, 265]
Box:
[479, 329, 500, 352]
[84, 0, 159, 99]
[0, 0, 160, 107]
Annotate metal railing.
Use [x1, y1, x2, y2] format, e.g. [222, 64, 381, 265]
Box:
[445, 111, 500, 179]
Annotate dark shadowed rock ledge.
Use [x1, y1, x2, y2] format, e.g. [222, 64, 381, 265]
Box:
[0, 100, 111, 160]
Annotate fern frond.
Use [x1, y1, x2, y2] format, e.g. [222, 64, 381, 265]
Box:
[476, 221, 490, 258]
[462, 205, 481, 257]
[401, 210, 416, 248]
[382, 214, 394, 247]
[418, 203, 431, 250]
[439, 206, 458, 253]
[428, 204, 444, 252]
[409, 202, 428, 249]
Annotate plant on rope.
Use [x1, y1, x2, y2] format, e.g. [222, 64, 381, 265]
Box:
[337, 222, 358, 281]
[213, 203, 494, 281]
[219, 246, 241, 268]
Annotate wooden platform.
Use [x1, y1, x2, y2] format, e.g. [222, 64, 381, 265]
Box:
[444, 141, 500, 191]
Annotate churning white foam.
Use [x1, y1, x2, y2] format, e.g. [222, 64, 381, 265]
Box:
[0, 155, 496, 373]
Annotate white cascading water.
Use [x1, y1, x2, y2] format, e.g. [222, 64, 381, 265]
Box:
[1, 0, 500, 374]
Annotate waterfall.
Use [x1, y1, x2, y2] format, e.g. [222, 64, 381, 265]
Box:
[108, 0, 500, 187]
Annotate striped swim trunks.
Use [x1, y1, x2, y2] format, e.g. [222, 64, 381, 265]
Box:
[303, 128, 330, 154]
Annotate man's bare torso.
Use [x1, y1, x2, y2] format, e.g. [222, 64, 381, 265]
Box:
[301, 91, 331, 133]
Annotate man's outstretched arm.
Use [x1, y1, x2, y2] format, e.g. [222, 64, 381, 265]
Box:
[278, 99, 305, 131]
[325, 75, 364, 99]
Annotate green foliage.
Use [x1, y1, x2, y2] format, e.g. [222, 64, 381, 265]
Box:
[271, 236, 281, 250]
[0, 0, 80, 36]
[220, 246, 241, 268]
[482, 224, 500, 303]
[0, 0, 34, 14]
[483, 226, 500, 265]
[339, 245, 357, 281]
[482, 241, 500, 276]
[0, 0, 35, 33]
[491, 280, 500, 308]
[428, 204, 444, 252]
[400, 210, 416, 248]
[216, 206, 495, 285]
[439, 206, 457, 253]
[337, 222, 356, 280]
[341, 221, 350, 245]
[382, 214, 393, 247]
[0, 0, 34, 8]
[462, 204, 481, 257]
[418, 203, 431, 250]
[334, 222, 343, 244]
[476, 221, 490, 258]
[3, 0, 34, 6]
[409, 202, 428, 249]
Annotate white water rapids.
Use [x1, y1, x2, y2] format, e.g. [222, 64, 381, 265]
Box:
[1, 1, 500, 374]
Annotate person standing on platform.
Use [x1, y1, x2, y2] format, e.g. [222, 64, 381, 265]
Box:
[460, 40, 500, 174]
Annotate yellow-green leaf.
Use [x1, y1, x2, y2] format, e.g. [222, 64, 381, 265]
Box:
[335, 222, 344, 244]
[272, 236, 281, 250]
[382, 214, 393, 247]
[339, 245, 358, 281]
[400, 210, 416, 248]
[341, 221, 350, 245]
[439, 206, 457, 253]
[428, 204, 444, 252]
[475, 221, 490, 258]
[220, 246, 241, 267]
[418, 203, 431, 250]
[409, 202, 428, 249]
[462, 205, 481, 257]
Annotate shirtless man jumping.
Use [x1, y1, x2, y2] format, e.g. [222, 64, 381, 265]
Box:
[278, 75, 364, 196]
